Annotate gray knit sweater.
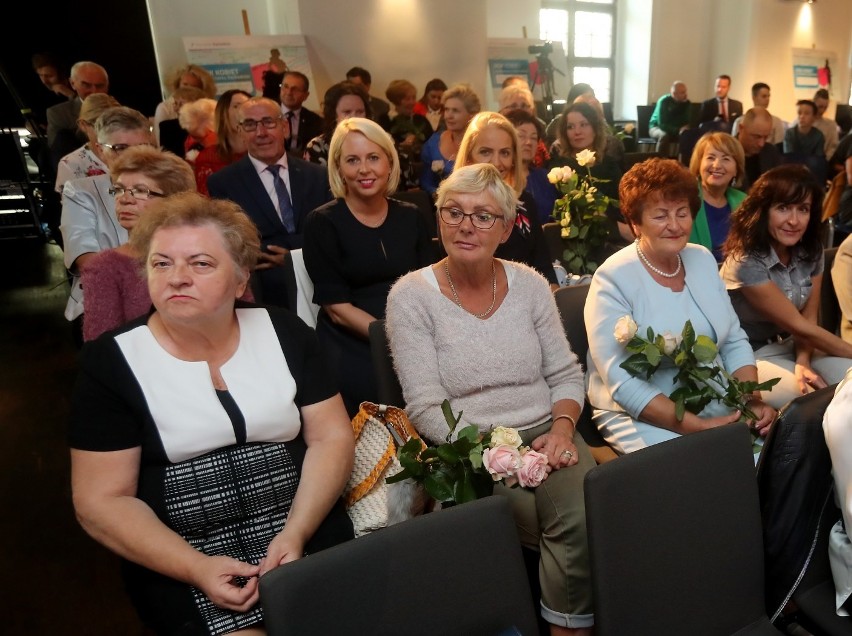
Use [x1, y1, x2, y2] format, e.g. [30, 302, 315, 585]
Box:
[385, 260, 585, 444]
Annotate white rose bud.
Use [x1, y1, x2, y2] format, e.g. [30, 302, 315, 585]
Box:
[560, 166, 575, 181]
[661, 331, 679, 355]
[490, 426, 523, 449]
[587, 186, 597, 194]
[560, 217, 569, 227]
[623, 122, 635, 134]
[561, 227, 570, 238]
[585, 193, 595, 203]
[614, 315, 638, 345]
[575, 149, 596, 167]
[547, 167, 562, 184]
[431, 159, 445, 173]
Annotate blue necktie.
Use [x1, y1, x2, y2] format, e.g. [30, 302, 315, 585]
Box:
[268, 164, 296, 233]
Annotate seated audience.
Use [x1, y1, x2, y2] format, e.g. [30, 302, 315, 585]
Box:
[687, 132, 746, 261]
[59, 106, 155, 344]
[303, 118, 435, 417]
[345, 66, 390, 130]
[784, 100, 826, 160]
[648, 80, 691, 156]
[814, 88, 841, 160]
[54, 93, 119, 193]
[195, 88, 252, 196]
[178, 98, 219, 191]
[304, 81, 371, 166]
[498, 84, 550, 168]
[544, 82, 595, 145]
[833, 233, 852, 344]
[69, 192, 355, 635]
[822, 367, 852, 615]
[698, 74, 743, 132]
[585, 158, 774, 454]
[721, 164, 852, 409]
[548, 101, 632, 247]
[385, 79, 432, 190]
[279, 71, 323, 155]
[80, 146, 196, 341]
[157, 86, 206, 156]
[504, 108, 559, 225]
[731, 83, 786, 145]
[420, 83, 481, 196]
[386, 163, 594, 635]
[413, 78, 447, 132]
[152, 64, 217, 147]
[736, 107, 782, 192]
[207, 97, 332, 309]
[455, 111, 558, 287]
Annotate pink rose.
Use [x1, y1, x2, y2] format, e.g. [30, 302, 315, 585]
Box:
[483, 445, 522, 480]
[517, 450, 549, 488]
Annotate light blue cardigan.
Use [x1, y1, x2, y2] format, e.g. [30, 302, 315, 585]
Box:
[584, 243, 755, 418]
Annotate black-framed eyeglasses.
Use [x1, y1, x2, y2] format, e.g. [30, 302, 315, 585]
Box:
[99, 142, 152, 153]
[108, 185, 165, 200]
[239, 116, 283, 132]
[439, 206, 503, 230]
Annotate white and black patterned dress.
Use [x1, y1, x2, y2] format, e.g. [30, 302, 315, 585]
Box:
[69, 305, 353, 635]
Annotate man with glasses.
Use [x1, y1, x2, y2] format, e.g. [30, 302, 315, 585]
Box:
[46, 61, 109, 175]
[59, 106, 154, 345]
[208, 97, 331, 308]
[279, 71, 323, 155]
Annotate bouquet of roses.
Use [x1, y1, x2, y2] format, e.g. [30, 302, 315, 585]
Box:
[614, 315, 779, 422]
[547, 149, 616, 275]
[386, 400, 548, 505]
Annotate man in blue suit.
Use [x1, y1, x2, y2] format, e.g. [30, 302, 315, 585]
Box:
[208, 96, 332, 308]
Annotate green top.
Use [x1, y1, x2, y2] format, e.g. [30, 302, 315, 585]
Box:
[689, 181, 746, 254]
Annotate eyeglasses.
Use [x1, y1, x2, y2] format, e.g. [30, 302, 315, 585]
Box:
[99, 142, 152, 153]
[439, 206, 503, 230]
[108, 185, 165, 200]
[239, 116, 284, 132]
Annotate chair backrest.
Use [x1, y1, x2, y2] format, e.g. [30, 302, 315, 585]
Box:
[756, 384, 838, 623]
[554, 283, 618, 464]
[585, 423, 779, 636]
[636, 104, 655, 139]
[259, 495, 540, 636]
[821, 246, 841, 334]
[677, 127, 704, 167]
[541, 221, 564, 267]
[368, 319, 405, 407]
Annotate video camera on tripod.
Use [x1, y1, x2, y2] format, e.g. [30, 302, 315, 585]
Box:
[527, 41, 561, 122]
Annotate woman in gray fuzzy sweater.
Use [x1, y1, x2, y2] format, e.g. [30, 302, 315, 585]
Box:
[386, 163, 594, 635]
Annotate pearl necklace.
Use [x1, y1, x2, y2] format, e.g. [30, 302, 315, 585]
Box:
[635, 240, 682, 278]
[444, 260, 496, 318]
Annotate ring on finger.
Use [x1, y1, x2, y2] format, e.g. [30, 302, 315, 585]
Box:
[560, 449, 574, 460]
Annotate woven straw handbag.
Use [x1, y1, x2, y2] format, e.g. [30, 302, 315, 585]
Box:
[344, 402, 426, 537]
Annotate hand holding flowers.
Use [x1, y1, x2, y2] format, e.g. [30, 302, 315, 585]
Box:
[387, 401, 549, 505]
[615, 316, 779, 431]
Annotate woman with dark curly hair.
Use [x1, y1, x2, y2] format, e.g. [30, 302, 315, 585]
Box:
[720, 163, 852, 408]
[585, 158, 774, 454]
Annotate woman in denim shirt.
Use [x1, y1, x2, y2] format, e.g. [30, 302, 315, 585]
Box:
[720, 164, 852, 408]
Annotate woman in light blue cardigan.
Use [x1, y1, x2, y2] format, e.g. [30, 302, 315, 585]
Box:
[584, 158, 775, 454]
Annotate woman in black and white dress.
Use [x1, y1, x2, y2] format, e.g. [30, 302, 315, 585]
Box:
[69, 192, 354, 635]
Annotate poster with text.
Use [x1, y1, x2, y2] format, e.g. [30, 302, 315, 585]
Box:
[183, 35, 318, 110]
[792, 48, 837, 98]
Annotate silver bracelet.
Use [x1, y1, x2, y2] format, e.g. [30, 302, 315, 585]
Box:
[552, 414, 577, 429]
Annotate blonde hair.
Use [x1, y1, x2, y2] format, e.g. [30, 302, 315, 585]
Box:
[165, 64, 217, 99]
[178, 98, 216, 133]
[441, 83, 481, 115]
[437, 163, 518, 226]
[689, 132, 745, 186]
[79, 93, 120, 126]
[110, 146, 196, 195]
[498, 85, 534, 113]
[327, 117, 400, 198]
[455, 111, 526, 194]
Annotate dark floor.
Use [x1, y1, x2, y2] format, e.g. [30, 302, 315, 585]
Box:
[0, 239, 146, 634]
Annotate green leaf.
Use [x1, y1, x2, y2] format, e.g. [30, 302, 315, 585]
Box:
[643, 343, 661, 366]
[436, 443, 462, 465]
[424, 473, 454, 502]
[440, 400, 462, 439]
[693, 335, 718, 363]
[456, 424, 480, 443]
[682, 321, 696, 348]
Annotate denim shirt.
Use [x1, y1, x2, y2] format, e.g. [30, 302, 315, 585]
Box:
[720, 246, 824, 343]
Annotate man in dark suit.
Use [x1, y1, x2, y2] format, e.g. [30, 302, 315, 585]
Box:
[207, 96, 332, 308]
[698, 74, 743, 133]
[46, 61, 109, 174]
[346, 66, 391, 130]
[736, 107, 781, 192]
[279, 71, 323, 155]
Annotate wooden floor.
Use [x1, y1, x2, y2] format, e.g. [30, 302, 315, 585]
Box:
[0, 240, 146, 634]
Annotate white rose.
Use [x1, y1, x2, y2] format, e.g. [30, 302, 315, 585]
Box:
[585, 193, 595, 203]
[560, 166, 575, 181]
[614, 315, 638, 345]
[547, 167, 562, 184]
[561, 227, 570, 239]
[623, 122, 635, 134]
[587, 186, 597, 194]
[560, 216, 569, 227]
[575, 149, 596, 167]
[490, 426, 523, 449]
[431, 159, 445, 173]
[661, 331, 680, 355]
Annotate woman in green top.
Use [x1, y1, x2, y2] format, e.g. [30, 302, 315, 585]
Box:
[688, 132, 746, 261]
